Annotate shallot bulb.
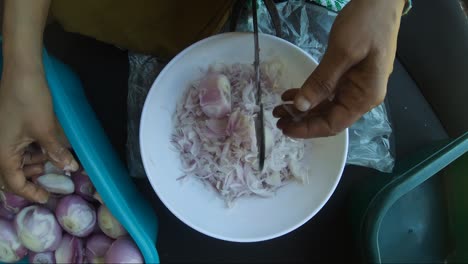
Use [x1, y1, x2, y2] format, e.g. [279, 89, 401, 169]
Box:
[72, 170, 95, 201]
[0, 191, 31, 215]
[85, 234, 114, 263]
[43, 162, 64, 175]
[28, 251, 56, 264]
[97, 205, 127, 239]
[14, 206, 62, 253]
[205, 118, 228, 138]
[226, 110, 255, 142]
[55, 195, 96, 237]
[54, 234, 84, 264]
[105, 237, 143, 264]
[36, 174, 75, 195]
[0, 218, 28, 263]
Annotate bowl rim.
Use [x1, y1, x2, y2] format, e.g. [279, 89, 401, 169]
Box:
[140, 32, 349, 242]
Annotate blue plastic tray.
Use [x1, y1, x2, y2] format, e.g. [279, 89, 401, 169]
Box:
[349, 132, 468, 263]
[0, 41, 160, 263]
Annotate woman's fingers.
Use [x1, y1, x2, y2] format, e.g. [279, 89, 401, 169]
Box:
[38, 133, 78, 172]
[23, 164, 45, 178]
[23, 151, 47, 166]
[0, 155, 49, 203]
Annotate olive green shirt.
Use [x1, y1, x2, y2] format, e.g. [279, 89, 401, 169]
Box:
[51, 0, 235, 59]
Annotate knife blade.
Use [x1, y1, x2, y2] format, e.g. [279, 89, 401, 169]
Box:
[252, 0, 266, 171]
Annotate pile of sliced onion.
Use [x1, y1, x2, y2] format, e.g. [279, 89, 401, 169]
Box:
[172, 62, 307, 206]
[0, 161, 144, 263]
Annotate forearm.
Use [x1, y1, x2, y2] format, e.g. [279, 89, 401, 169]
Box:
[2, 0, 50, 72]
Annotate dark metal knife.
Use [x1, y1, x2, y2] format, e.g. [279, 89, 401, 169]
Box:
[252, 0, 266, 171]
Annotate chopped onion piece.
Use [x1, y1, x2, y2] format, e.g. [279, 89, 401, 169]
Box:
[55, 195, 96, 237]
[199, 73, 231, 118]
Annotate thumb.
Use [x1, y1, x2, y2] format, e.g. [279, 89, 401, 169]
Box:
[294, 49, 353, 112]
[0, 151, 49, 203]
[38, 134, 78, 172]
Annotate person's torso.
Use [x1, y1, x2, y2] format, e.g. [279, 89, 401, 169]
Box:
[51, 0, 236, 59]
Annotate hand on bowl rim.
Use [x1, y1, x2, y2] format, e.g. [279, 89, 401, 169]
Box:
[274, 0, 406, 139]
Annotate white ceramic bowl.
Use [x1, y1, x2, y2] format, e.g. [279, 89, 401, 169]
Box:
[140, 32, 348, 242]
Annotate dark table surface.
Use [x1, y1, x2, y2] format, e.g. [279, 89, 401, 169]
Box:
[44, 15, 448, 262]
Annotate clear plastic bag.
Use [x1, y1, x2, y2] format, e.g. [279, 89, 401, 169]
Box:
[235, 0, 335, 62]
[127, 53, 166, 178]
[235, 0, 395, 173]
[126, 0, 395, 178]
[347, 103, 394, 172]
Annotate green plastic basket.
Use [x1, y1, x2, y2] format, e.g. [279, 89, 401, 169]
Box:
[349, 132, 468, 263]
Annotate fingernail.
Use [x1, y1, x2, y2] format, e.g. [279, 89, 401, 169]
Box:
[39, 196, 49, 204]
[295, 95, 311, 112]
[71, 159, 79, 171]
[65, 159, 79, 172]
